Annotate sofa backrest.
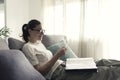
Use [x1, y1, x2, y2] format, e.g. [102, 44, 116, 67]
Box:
[8, 35, 66, 50]
[8, 35, 78, 61]
[42, 35, 66, 47]
[8, 37, 25, 50]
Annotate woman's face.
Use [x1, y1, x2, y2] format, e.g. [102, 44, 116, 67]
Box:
[28, 24, 44, 41]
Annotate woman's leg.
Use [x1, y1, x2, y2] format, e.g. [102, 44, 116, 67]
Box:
[51, 65, 96, 80]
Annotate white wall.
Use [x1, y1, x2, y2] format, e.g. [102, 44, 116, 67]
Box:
[29, 0, 43, 22]
[6, 0, 29, 40]
[6, 0, 42, 40]
[0, 3, 5, 28]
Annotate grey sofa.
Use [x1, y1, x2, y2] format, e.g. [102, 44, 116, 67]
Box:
[0, 35, 72, 80]
[2, 35, 120, 80]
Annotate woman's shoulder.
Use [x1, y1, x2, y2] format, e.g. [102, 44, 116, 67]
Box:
[22, 42, 35, 54]
[22, 42, 33, 50]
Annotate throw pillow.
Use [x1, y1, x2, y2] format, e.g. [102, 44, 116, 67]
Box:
[47, 40, 78, 61]
[8, 37, 25, 50]
[0, 50, 45, 80]
[0, 37, 9, 50]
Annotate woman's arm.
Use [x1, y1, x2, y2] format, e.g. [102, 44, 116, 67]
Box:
[34, 47, 66, 75]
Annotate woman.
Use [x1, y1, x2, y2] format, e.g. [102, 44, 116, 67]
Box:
[22, 19, 100, 80]
[22, 19, 66, 80]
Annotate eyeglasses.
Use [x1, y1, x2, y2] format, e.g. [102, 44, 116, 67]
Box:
[31, 29, 45, 33]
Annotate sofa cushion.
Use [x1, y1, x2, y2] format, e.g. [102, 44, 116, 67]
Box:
[0, 50, 45, 80]
[47, 40, 78, 61]
[0, 37, 9, 50]
[8, 38, 25, 50]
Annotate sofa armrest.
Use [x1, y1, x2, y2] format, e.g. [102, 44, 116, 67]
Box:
[0, 50, 45, 80]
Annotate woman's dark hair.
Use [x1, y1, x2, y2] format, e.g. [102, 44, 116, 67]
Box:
[22, 19, 41, 42]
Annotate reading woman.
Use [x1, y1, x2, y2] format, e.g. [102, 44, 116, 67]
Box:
[22, 19, 99, 80]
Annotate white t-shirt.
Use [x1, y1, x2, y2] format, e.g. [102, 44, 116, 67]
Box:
[22, 40, 63, 79]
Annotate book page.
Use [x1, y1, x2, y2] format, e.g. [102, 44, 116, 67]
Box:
[65, 58, 97, 70]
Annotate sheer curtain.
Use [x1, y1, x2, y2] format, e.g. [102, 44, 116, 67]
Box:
[40, 0, 120, 60]
[41, 0, 83, 56]
[83, 0, 120, 60]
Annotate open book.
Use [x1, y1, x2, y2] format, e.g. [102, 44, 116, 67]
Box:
[65, 58, 97, 71]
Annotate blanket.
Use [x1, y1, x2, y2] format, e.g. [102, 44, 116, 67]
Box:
[51, 59, 120, 80]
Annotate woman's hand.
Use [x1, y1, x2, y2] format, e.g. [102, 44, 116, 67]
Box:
[56, 47, 67, 57]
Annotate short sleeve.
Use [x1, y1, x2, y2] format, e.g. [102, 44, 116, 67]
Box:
[22, 44, 39, 66]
